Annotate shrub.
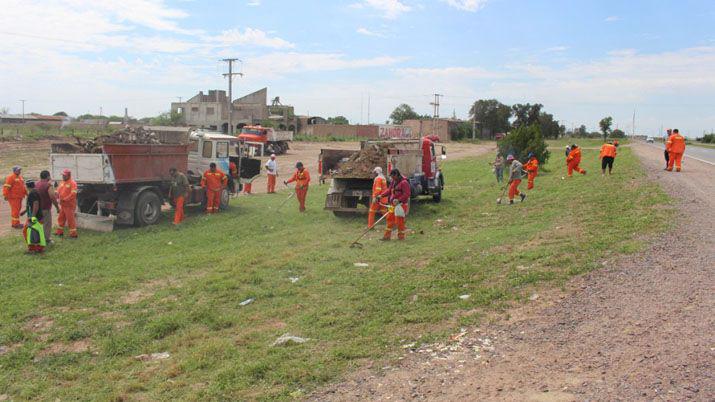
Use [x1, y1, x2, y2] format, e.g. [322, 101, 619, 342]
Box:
[497, 124, 550, 164]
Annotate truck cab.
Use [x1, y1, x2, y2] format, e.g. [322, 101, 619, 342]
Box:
[237, 125, 292, 156]
[187, 130, 236, 177]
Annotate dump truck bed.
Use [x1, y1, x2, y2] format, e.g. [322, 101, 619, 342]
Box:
[50, 143, 188, 184]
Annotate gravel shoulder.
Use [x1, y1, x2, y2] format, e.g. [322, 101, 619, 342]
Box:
[312, 141, 714, 401]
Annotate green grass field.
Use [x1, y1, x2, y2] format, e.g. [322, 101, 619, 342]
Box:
[0, 147, 669, 400]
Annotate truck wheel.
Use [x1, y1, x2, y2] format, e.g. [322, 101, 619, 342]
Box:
[134, 191, 162, 226]
[219, 189, 230, 210]
[432, 176, 444, 203]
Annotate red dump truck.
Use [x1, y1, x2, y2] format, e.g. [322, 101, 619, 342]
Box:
[323, 137, 446, 216]
[49, 131, 261, 229]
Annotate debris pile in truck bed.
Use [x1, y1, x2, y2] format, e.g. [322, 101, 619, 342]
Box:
[53, 126, 178, 153]
[333, 143, 387, 178]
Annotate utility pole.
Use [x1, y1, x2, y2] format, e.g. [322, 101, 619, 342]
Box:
[99, 106, 103, 117]
[222, 58, 243, 135]
[19, 100, 26, 123]
[429, 94, 442, 136]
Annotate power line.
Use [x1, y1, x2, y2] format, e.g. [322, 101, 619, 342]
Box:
[221, 58, 243, 135]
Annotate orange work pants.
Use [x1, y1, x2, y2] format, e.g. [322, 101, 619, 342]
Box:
[206, 189, 221, 213]
[296, 186, 308, 212]
[267, 175, 277, 193]
[173, 196, 185, 224]
[567, 162, 585, 176]
[527, 173, 536, 190]
[508, 179, 522, 200]
[56, 202, 77, 237]
[367, 201, 387, 228]
[7, 198, 22, 227]
[667, 152, 683, 171]
[243, 182, 252, 194]
[384, 204, 408, 240]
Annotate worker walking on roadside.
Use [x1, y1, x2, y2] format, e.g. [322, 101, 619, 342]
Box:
[492, 154, 505, 184]
[3, 166, 27, 229]
[664, 129, 672, 169]
[168, 168, 189, 225]
[55, 169, 78, 238]
[20, 181, 46, 253]
[566, 144, 587, 176]
[367, 167, 387, 229]
[666, 128, 686, 172]
[380, 168, 411, 241]
[524, 152, 539, 190]
[506, 155, 527, 204]
[599, 140, 618, 175]
[285, 161, 310, 212]
[265, 154, 278, 193]
[36, 170, 59, 242]
[201, 162, 228, 214]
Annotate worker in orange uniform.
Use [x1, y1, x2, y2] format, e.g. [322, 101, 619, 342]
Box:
[380, 169, 411, 240]
[265, 154, 278, 193]
[169, 167, 189, 225]
[566, 144, 587, 177]
[506, 155, 527, 204]
[523, 152, 539, 190]
[55, 169, 78, 238]
[201, 162, 228, 213]
[367, 166, 387, 228]
[3, 166, 27, 229]
[599, 140, 618, 175]
[285, 162, 310, 212]
[228, 160, 239, 195]
[666, 128, 686, 172]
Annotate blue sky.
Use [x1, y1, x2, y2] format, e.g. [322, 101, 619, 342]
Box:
[1, 0, 714, 136]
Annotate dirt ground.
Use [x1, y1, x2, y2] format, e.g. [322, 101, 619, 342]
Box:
[311, 142, 714, 401]
[0, 140, 493, 238]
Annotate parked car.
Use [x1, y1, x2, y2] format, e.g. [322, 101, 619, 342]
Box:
[646, 137, 655, 143]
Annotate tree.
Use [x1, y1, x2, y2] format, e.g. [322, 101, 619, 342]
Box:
[599, 116, 613, 140]
[537, 112, 561, 139]
[497, 124, 550, 165]
[0, 107, 9, 115]
[576, 125, 588, 137]
[468, 99, 511, 139]
[53, 111, 68, 117]
[150, 110, 183, 126]
[511, 103, 543, 128]
[327, 116, 349, 125]
[389, 104, 420, 124]
[610, 128, 626, 138]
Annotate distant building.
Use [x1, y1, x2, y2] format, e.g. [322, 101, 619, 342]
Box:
[403, 118, 462, 141]
[171, 88, 296, 133]
[0, 114, 65, 127]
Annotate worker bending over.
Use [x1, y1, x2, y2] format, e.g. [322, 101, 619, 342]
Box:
[285, 161, 310, 212]
[367, 166, 387, 228]
[3, 166, 27, 229]
[506, 155, 527, 204]
[169, 168, 189, 225]
[265, 154, 278, 193]
[599, 140, 618, 175]
[55, 169, 78, 238]
[523, 152, 539, 190]
[201, 162, 228, 213]
[566, 144, 586, 176]
[666, 128, 686, 172]
[381, 168, 411, 241]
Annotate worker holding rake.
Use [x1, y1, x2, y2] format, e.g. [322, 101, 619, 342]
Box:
[506, 155, 526, 204]
[380, 168, 411, 241]
[285, 161, 310, 212]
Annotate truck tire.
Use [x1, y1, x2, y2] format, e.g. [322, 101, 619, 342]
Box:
[134, 191, 162, 226]
[219, 188, 230, 210]
[432, 175, 444, 203]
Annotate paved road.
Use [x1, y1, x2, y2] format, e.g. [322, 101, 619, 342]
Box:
[643, 140, 715, 166]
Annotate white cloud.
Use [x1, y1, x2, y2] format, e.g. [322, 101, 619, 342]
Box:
[546, 46, 568, 53]
[211, 28, 295, 49]
[247, 0, 261, 5]
[356, 27, 386, 37]
[243, 53, 404, 79]
[604, 15, 620, 22]
[354, 0, 411, 19]
[396, 66, 502, 80]
[441, 0, 488, 12]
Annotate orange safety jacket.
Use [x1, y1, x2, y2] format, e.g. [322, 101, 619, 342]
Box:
[287, 168, 310, 188]
[599, 143, 617, 159]
[372, 175, 387, 201]
[229, 162, 238, 178]
[524, 158, 539, 175]
[201, 169, 228, 191]
[57, 179, 78, 205]
[666, 133, 686, 153]
[3, 173, 27, 200]
[566, 148, 582, 164]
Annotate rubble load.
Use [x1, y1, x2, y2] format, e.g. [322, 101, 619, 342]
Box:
[332, 143, 388, 179]
[53, 126, 188, 154]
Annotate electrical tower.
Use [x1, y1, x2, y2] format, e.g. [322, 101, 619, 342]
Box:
[429, 94, 442, 136]
[222, 58, 243, 135]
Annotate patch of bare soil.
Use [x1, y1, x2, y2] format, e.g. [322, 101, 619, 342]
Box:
[36, 339, 92, 358]
[311, 142, 714, 401]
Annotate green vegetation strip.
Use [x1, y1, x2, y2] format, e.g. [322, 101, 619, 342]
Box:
[0, 147, 669, 400]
